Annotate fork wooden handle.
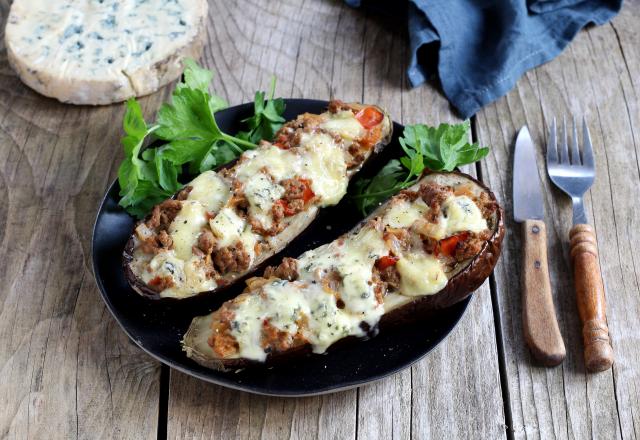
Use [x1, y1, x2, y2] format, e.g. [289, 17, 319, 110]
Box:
[522, 220, 566, 366]
[570, 224, 613, 372]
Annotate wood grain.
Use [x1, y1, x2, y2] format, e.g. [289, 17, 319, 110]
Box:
[569, 224, 613, 372]
[168, 2, 362, 438]
[1, 0, 638, 438]
[476, 2, 640, 438]
[167, 1, 506, 440]
[522, 220, 566, 367]
[0, 1, 170, 438]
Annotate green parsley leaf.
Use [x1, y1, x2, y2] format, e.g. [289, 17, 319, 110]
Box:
[237, 76, 286, 144]
[117, 99, 167, 210]
[116, 60, 286, 219]
[351, 121, 489, 215]
[352, 160, 406, 215]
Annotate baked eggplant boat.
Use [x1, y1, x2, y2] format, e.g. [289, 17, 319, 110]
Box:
[123, 101, 392, 299]
[182, 171, 504, 370]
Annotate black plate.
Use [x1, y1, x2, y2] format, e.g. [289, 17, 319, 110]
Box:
[92, 99, 471, 396]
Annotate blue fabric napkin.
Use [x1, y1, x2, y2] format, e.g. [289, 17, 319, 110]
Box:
[346, 0, 622, 118]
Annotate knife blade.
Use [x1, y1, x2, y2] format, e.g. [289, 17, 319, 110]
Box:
[513, 126, 544, 222]
[513, 125, 566, 367]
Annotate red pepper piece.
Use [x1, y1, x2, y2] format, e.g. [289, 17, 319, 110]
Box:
[376, 255, 399, 270]
[355, 106, 384, 129]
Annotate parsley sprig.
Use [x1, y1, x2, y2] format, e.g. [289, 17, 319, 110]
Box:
[117, 60, 285, 218]
[237, 77, 286, 144]
[351, 121, 488, 215]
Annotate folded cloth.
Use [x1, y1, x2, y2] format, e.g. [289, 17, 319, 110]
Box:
[346, 0, 621, 118]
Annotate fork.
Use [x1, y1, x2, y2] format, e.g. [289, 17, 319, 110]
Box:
[546, 117, 613, 372]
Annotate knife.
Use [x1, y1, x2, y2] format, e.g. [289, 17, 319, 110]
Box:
[513, 126, 566, 366]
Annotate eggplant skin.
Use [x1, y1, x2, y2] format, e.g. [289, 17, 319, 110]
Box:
[122, 103, 393, 301]
[182, 170, 505, 372]
[380, 172, 504, 328]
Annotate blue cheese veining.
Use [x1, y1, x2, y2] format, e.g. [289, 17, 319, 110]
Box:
[5, 0, 208, 104]
[195, 184, 492, 360]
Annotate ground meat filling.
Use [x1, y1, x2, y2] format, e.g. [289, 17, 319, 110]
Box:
[281, 178, 308, 200]
[147, 199, 182, 230]
[212, 242, 251, 274]
[415, 182, 497, 266]
[268, 177, 316, 231]
[136, 200, 183, 254]
[176, 185, 193, 201]
[419, 183, 454, 222]
[197, 230, 215, 255]
[261, 320, 308, 354]
[451, 230, 492, 262]
[147, 275, 174, 292]
[379, 265, 401, 291]
[208, 308, 240, 358]
[263, 257, 299, 281]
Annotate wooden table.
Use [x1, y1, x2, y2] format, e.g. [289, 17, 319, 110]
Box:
[1, 0, 638, 438]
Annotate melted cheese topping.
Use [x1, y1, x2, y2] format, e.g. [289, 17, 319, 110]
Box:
[320, 110, 365, 141]
[242, 172, 285, 229]
[298, 132, 349, 205]
[396, 254, 448, 296]
[168, 201, 208, 260]
[235, 145, 297, 182]
[297, 227, 387, 317]
[209, 207, 245, 248]
[383, 198, 429, 228]
[228, 227, 388, 361]
[186, 171, 230, 212]
[139, 252, 217, 299]
[418, 195, 488, 239]
[131, 107, 386, 298]
[211, 185, 492, 360]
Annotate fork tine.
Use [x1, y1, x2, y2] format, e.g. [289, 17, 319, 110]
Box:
[571, 116, 581, 165]
[582, 117, 595, 168]
[547, 117, 558, 165]
[560, 116, 570, 164]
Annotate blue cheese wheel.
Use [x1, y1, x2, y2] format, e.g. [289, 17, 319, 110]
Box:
[4, 0, 208, 105]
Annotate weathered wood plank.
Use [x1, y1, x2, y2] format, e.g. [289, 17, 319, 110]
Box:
[167, 1, 364, 438]
[167, 2, 507, 440]
[354, 16, 507, 440]
[475, 2, 640, 438]
[0, 2, 167, 438]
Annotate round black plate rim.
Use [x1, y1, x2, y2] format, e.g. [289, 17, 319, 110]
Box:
[91, 98, 472, 397]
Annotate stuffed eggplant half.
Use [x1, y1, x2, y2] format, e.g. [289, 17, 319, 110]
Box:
[123, 101, 392, 299]
[182, 171, 504, 370]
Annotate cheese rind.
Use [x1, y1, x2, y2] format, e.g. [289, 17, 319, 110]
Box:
[5, 0, 208, 105]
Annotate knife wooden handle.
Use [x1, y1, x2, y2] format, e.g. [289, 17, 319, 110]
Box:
[522, 220, 566, 366]
[570, 224, 613, 372]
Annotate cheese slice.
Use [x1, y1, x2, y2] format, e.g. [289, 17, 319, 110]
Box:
[5, 0, 208, 104]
